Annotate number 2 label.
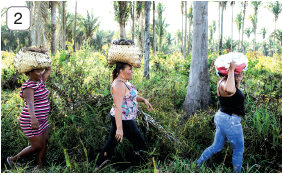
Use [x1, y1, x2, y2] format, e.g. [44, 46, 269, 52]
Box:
[14, 13, 23, 24]
[7, 6, 30, 31]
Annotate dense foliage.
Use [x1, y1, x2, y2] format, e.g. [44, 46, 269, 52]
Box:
[1, 46, 282, 172]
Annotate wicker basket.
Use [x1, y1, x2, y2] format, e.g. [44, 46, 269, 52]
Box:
[108, 44, 142, 68]
[14, 48, 51, 73]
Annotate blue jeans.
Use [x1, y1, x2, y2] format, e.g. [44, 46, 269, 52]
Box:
[197, 110, 244, 173]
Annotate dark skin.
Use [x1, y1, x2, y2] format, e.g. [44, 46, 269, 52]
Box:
[8, 66, 51, 168]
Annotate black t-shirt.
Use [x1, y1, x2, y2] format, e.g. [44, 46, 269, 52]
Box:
[218, 82, 245, 117]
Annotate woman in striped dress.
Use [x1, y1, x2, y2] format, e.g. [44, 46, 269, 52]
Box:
[7, 66, 51, 169]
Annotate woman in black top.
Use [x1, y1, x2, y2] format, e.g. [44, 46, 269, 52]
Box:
[196, 61, 245, 173]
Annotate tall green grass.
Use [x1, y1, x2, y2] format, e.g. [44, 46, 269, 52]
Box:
[1, 49, 282, 173]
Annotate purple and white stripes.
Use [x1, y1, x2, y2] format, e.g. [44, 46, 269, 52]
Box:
[19, 77, 50, 138]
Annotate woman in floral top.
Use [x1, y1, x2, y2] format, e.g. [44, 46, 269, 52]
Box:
[95, 62, 152, 171]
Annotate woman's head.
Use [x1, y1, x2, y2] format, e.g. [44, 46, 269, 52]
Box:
[218, 71, 237, 78]
[112, 62, 133, 82]
[24, 69, 43, 81]
[219, 71, 243, 84]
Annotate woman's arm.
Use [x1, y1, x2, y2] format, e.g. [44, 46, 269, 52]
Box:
[137, 95, 152, 111]
[222, 61, 236, 95]
[42, 66, 52, 81]
[23, 88, 39, 130]
[112, 81, 127, 142]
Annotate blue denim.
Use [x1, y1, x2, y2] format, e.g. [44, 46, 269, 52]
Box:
[197, 110, 244, 173]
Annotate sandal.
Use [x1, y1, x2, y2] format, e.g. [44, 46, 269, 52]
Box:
[94, 159, 109, 173]
[31, 165, 43, 173]
[6, 157, 14, 167]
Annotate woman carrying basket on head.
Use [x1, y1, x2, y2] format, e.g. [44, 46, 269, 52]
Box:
[95, 40, 152, 171]
[196, 53, 248, 173]
[7, 47, 52, 170]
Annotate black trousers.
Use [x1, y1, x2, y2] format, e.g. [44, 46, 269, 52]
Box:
[96, 115, 145, 167]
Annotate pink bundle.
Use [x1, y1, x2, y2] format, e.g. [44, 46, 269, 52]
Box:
[214, 53, 248, 75]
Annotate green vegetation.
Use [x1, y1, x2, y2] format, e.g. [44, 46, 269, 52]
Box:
[1, 46, 282, 172]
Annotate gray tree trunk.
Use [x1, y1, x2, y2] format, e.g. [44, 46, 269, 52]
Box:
[158, 13, 161, 54]
[181, 2, 184, 55]
[231, 3, 233, 52]
[183, 1, 187, 59]
[254, 9, 257, 51]
[241, 1, 246, 53]
[120, 22, 126, 39]
[119, 1, 127, 39]
[219, 2, 224, 55]
[218, 2, 220, 52]
[138, 5, 144, 50]
[238, 29, 240, 52]
[137, 16, 140, 47]
[62, 1, 66, 50]
[131, 1, 135, 41]
[73, 1, 77, 52]
[187, 4, 192, 57]
[153, 1, 156, 56]
[51, 2, 56, 54]
[29, 1, 33, 46]
[144, 1, 151, 80]
[183, 1, 212, 118]
[141, 2, 145, 53]
[274, 20, 276, 54]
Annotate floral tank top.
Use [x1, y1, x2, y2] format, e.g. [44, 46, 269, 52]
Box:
[110, 80, 138, 120]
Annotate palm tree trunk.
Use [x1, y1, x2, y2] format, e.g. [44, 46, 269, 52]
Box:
[131, 1, 135, 41]
[29, 1, 33, 46]
[51, 2, 56, 54]
[254, 10, 257, 51]
[231, 3, 233, 52]
[120, 22, 126, 39]
[137, 17, 140, 47]
[144, 1, 151, 80]
[184, 1, 187, 59]
[153, 1, 156, 56]
[141, 2, 145, 52]
[73, 1, 77, 52]
[238, 29, 240, 52]
[273, 20, 276, 54]
[139, 8, 143, 49]
[218, 2, 220, 52]
[187, 5, 192, 56]
[120, 1, 127, 39]
[62, 1, 66, 50]
[183, 1, 212, 118]
[181, 2, 184, 55]
[241, 1, 246, 53]
[219, 2, 224, 55]
[158, 14, 161, 54]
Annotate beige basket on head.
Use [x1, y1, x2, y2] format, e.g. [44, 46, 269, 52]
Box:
[14, 47, 52, 73]
[108, 44, 142, 68]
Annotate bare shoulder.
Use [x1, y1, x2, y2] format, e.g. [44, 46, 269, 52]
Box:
[219, 79, 226, 89]
[111, 80, 127, 93]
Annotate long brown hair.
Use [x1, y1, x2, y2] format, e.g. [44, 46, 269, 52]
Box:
[111, 62, 129, 82]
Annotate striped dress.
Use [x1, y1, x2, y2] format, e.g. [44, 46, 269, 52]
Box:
[20, 77, 50, 138]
